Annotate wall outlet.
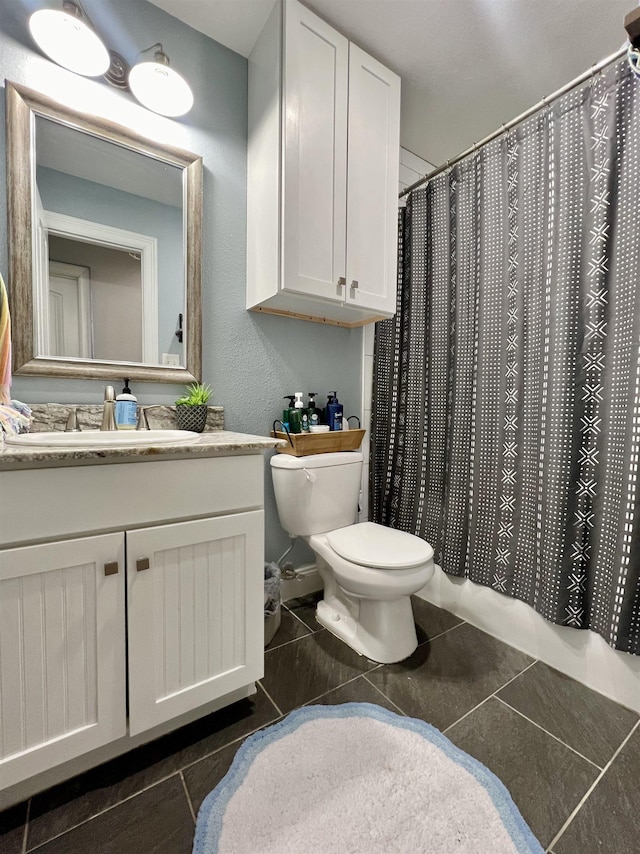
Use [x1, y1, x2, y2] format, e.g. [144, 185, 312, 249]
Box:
[162, 353, 180, 366]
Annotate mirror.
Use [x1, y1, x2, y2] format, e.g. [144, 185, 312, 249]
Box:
[6, 81, 202, 382]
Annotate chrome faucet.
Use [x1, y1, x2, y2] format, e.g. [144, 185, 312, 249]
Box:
[136, 404, 163, 430]
[101, 385, 117, 431]
[64, 407, 81, 432]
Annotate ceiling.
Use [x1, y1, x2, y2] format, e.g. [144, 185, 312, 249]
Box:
[149, 0, 632, 166]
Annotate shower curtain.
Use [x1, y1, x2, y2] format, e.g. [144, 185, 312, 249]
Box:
[371, 59, 640, 655]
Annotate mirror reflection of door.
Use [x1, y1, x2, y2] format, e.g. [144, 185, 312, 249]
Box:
[48, 260, 93, 358]
[48, 234, 145, 363]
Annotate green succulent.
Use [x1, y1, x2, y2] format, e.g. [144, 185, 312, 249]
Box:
[175, 382, 212, 406]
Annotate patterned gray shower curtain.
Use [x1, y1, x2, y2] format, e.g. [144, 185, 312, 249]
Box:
[371, 59, 640, 655]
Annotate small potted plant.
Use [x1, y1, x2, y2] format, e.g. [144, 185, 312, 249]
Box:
[175, 382, 212, 433]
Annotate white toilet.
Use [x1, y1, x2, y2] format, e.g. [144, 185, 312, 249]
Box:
[270, 451, 434, 663]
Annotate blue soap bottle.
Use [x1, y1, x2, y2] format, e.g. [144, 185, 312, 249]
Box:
[326, 391, 343, 431]
[115, 379, 137, 430]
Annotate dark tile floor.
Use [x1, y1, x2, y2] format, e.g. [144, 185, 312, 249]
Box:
[1, 595, 638, 853]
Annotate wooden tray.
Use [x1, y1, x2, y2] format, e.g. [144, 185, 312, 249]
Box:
[271, 428, 365, 456]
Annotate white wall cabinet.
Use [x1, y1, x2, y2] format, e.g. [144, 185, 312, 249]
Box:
[0, 453, 266, 808]
[247, 0, 400, 327]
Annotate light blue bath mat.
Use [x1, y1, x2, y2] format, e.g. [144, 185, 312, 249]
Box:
[193, 703, 543, 854]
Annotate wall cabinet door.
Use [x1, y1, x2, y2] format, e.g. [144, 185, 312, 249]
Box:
[345, 44, 401, 316]
[126, 512, 264, 736]
[0, 534, 126, 788]
[247, 0, 400, 326]
[282, 0, 349, 303]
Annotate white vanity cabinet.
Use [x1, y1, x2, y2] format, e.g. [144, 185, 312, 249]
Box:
[0, 450, 267, 808]
[0, 534, 127, 790]
[127, 512, 263, 736]
[247, 0, 401, 327]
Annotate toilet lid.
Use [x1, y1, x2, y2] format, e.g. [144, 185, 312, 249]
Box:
[326, 522, 434, 570]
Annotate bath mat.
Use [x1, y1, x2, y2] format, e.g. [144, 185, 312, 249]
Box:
[193, 703, 542, 854]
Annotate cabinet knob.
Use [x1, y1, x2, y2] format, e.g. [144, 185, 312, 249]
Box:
[337, 277, 346, 287]
[104, 561, 119, 576]
[136, 557, 150, 572]
[350, 280, 359, 289]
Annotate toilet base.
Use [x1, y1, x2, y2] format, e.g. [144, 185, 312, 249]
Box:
[316, 593, 418, 664]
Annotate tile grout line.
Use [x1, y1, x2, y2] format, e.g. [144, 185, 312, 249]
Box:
[24, 702, 284, 854]
[545, 718, 640, 853]
[24, 772, 187, 853]
[418, 620, 467, 647]
[282, 605, 318, 634]
[361, 674, 408, 716]
[265, 630, 314, 653]
[494, 696, 602, 770]
[442, 659, 538, 735]
[179, 771, 197, 825]
[21, 798, 31, 854]
[257, 679, 284, 717]
[300, 670, 378, 708]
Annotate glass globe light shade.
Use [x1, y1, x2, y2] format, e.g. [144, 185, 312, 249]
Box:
[129, 58, 194, 117]
[29, 7, 110, 77]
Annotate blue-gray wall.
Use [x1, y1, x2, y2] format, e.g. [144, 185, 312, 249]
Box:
[0, 0, 363, 563]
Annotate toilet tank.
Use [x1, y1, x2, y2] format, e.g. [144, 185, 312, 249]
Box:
[270, 451, 363, 536]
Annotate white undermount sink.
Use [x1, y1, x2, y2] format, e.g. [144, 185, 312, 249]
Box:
[5, 430, 200, 449]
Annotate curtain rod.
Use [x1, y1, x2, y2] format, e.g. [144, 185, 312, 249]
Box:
[399, 44, 628, 199]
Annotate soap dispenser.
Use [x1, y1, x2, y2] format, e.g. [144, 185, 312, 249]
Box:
[307, 392, 323, 427]
[294, 391, 309, 433]
[283, 395, 296, 431]
[284, 394, 302, 434]
[326, 391, 343, 431]
[115, 379, 137, 430]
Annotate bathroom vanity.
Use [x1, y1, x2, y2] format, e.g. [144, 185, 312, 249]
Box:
[0, 431, 279, 809]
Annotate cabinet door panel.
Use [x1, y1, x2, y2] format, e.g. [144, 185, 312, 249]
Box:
[283, 1, 348, 301]
[0, 534, 126, 787]
[127, 512, 264, 736]
[346, 44, 401, 314]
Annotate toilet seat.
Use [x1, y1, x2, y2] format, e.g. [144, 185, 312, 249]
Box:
[327, 522, 433, 570]
[309, 529, 434, 600]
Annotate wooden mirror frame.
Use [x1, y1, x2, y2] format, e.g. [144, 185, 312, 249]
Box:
[6, 80, 202, 383]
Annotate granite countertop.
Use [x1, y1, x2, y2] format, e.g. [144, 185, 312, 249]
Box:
[0, 430, 284, 470]
[0, 403, 283, 469]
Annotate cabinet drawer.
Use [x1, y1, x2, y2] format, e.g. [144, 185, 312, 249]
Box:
[1, 454, 264, 546]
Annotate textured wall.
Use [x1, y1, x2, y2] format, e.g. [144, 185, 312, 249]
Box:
[0, 0, 362, 563]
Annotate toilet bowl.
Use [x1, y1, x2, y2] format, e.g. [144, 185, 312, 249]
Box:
[270, 451, 434, 663]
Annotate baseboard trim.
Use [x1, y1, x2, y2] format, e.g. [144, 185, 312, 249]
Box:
[281, 563, 322, 602]
[417, 565, 640, 713]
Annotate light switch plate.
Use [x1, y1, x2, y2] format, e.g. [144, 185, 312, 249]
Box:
[162, 353, 180, 366]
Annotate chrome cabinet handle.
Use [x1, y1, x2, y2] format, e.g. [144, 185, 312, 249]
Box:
[338, 277, 346, 287]
[136, 557, 150, 572]
[104, 561, 119, 576]
[350, 280, 359, 289]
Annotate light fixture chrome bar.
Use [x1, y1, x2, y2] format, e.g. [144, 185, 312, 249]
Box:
[399, 45, 628, 199]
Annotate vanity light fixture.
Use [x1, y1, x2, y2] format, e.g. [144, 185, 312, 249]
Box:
[128, 44, 194, 117]
[29, 1, 110, 78]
